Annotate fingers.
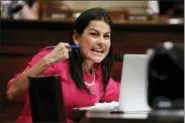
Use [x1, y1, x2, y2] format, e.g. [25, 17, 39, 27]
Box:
[60, 43, 70, 59]
[44, 42, 71, 65]
[54, 42, 70, 52]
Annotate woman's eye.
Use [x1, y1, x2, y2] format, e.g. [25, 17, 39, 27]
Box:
[90, 33, 98, 37]
[104, 35, 110, 39]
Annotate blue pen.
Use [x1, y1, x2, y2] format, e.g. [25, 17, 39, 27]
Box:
[65, 45, 80, 49]
[46, 45, 80, 49]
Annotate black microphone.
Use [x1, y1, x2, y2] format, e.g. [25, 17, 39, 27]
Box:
[147, 42, 184, 110]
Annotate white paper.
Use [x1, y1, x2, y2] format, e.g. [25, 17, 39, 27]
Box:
[74, 101, 119, 111]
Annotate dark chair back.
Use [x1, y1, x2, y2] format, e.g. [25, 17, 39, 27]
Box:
[28, 75, 66, 123]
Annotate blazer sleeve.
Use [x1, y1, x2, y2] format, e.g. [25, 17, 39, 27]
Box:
[7, 49, 51, 101]
[100, 78, 120, 102]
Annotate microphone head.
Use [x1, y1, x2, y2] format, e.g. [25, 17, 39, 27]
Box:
[147, 42, 184, 109]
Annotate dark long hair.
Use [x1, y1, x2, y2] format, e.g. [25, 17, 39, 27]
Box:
[69, 8, 113, 93]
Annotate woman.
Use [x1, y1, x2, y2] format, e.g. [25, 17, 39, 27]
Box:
[7, 8, 120, 123]
[10, 0, 39, 20]
[21, 0, 39, 19]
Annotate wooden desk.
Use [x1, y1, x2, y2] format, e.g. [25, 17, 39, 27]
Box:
[79, 110, 184, 123]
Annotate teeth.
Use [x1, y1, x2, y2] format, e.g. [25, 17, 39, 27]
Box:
[92, 49, 104, 52]
[92, 50, 103, 54]
[93, 50, 103, 53]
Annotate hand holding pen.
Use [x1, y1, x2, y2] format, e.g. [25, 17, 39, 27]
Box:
[43, 42, 80, 66]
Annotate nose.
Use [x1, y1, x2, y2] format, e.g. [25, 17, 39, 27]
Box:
[97, 36, 106, 44]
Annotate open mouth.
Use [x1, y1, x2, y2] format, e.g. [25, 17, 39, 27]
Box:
[91, 48, 104, 54]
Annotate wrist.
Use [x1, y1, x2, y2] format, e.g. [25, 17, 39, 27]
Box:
[42, 55, 54, 68]
[26, 57, 52, 77]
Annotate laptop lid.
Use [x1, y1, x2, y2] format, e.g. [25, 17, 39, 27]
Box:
[118, 54, 151, 112]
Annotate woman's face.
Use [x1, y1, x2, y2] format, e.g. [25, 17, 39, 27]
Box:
[75, 20, 111, 63]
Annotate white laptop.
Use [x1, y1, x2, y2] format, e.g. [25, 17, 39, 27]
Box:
[118, 54, 151, 112]
[75, 54, 151, 113]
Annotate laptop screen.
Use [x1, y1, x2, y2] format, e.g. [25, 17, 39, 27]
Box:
[118, 54, 151, 112]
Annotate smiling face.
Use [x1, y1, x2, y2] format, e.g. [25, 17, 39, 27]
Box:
[73, 20, 111, 64]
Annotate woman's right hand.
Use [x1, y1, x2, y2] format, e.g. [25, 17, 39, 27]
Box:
[6, 42, 71, 100]
[43, 42, 70, 66]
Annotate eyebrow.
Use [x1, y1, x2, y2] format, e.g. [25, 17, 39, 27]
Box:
[89, 28, 111, 34]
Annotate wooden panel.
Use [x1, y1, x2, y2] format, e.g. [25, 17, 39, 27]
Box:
[0, 56, 31, 100]
[112, 31, 183, 54]
[0, 101, 24, 122]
